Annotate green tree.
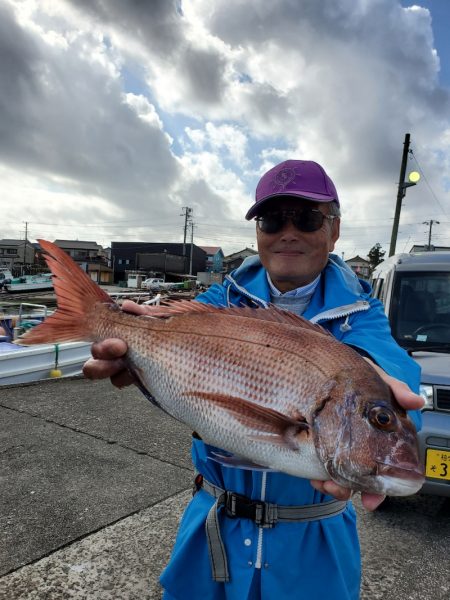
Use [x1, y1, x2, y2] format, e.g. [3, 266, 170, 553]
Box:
[368, 243, 385, 274]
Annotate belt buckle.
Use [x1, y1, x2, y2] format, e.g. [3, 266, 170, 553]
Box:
[224, 492, 267, 526]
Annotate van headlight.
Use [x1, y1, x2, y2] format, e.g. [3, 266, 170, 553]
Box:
[419, 384, 434, 410]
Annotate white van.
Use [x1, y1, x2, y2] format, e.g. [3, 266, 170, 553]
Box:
[371, 252, 450, 496]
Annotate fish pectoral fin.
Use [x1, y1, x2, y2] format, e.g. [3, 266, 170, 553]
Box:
[184, 391, 310, 441]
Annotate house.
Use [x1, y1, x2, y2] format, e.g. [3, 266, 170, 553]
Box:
[223, 247, 258, 273]
[52, 240, 113, 284]
[111, 242, 207, 283]
[199, 246, 224, 273]
[345, 255, 371, 280]
[0, 239, 35, 271]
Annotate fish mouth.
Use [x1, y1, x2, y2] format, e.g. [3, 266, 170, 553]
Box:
[377, 462, 425, 482]
[376, 475, 424, 496]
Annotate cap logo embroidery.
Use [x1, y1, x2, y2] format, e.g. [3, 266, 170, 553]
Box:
[273, 167, 297, 191]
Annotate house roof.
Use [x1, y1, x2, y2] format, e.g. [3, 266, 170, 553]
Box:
[0, 239, 30, 246]
[223, 247, 258, 261]
[53, 240, 102, 250]
[346, 255, 370, 264]
[200, 246, 222, 255]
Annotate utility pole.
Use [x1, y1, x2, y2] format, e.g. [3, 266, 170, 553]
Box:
[390, 134, 410, 256]
[23, 221, 29, 274]
[389, 133, 420, 257]
[423, 220, 440, 251]
[189, 221, 195, 275]
[180, 207, 192, 256]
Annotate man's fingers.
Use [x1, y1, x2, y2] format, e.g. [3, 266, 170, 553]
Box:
[83, 357, 127, 380]
[363, 358, 425, 410]
[311, 480, 386, 511]
[91, 339, 128, 360]
[110, 369, 136, 389]
[310, 480, 352, 501]
[122, 300, 153, 315]
[360, 493, 386, 511]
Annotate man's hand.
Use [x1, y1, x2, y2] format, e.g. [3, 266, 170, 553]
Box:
[311, 359, 424, 511]
[82, 300, 152, 387]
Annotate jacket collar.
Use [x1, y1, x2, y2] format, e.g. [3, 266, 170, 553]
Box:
[225, 254, 368, 316]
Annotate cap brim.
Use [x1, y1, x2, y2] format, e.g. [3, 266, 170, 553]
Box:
[245, 192, 337, 220]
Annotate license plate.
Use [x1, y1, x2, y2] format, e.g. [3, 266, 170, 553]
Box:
[425, 449, 450, 480]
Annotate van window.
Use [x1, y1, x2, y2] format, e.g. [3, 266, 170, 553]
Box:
[390, 271, 450, 347]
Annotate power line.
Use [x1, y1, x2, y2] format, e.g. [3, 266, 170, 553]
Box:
[410, 149, 448, 215]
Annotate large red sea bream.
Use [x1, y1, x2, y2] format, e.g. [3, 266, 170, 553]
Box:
[22, 240, 424, 496]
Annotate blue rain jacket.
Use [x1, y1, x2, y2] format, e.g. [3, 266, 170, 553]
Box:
[160, 254, 421, 600]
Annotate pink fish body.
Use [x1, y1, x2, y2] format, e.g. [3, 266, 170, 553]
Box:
[22, 240, 424, 496]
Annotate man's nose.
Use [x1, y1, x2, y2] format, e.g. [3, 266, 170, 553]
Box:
[279, 219, 301, 239]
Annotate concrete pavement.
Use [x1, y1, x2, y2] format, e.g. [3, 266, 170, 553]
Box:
[2, 376, 449, 600]
[0, 377, 194, 599]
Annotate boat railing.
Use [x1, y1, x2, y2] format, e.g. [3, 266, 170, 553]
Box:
[18, 303, 48, 322]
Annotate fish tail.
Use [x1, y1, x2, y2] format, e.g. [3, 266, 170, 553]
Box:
[20, 239, 114, 345]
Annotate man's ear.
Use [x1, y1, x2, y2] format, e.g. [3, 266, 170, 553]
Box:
[328, 218, 340, 252]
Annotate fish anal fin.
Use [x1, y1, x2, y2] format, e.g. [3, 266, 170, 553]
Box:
[128, 366, 173, 418]
[209, 451, 272, 471]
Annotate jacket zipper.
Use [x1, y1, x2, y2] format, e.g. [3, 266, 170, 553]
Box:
[309, 300, 370, 324]
[224, 281, 369, 569]
[255, 471, 267, 569]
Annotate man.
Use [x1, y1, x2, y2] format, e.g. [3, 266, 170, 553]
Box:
[84, 160, 423, 599]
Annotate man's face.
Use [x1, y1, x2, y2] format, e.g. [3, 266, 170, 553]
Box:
[256, 197, 340, 292]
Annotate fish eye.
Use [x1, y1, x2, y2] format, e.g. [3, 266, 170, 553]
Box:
[368, 406, 396, 431]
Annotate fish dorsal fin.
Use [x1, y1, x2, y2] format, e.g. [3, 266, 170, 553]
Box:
[143, 300, 331, 337]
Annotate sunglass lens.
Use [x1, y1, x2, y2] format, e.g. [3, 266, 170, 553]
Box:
[257, 209, 325, 233]
[295, 210, 324, 232]
[257, 214, 284, 234]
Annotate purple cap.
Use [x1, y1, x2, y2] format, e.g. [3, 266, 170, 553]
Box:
[246, 159, 339, 220]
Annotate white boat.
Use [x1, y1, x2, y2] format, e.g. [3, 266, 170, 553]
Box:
[0, 303, 91, 386]
[0, 341, 92, 385]
[4, 273, 54, 293]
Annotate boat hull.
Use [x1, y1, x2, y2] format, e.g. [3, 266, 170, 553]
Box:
[0, 341, 92, 385]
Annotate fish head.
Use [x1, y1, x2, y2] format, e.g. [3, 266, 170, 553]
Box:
[312, 376, 425, 496]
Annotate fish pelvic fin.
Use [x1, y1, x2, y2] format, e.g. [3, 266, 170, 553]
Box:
[184, 391, 309, 447]
[19, 239, 114, 345]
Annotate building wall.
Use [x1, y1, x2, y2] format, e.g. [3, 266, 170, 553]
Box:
[111, 242, 207, 282]
[0, 240, 35, 269]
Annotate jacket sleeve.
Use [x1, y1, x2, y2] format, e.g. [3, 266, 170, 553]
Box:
[195, 283, 228, 307]
[339, 296, 422, 431]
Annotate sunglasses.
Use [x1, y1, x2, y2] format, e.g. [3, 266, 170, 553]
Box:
[255, 208, 337, 234]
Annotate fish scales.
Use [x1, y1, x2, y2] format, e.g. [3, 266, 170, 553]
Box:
[20, 240, 425, 496]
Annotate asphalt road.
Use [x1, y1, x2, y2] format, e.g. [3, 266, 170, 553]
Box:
[0, 377, 449, 599]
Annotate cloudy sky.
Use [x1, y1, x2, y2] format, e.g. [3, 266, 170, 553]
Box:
[1, 0, 449, 259]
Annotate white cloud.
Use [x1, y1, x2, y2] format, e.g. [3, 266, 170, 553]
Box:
[0, 0, 449, 258]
